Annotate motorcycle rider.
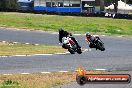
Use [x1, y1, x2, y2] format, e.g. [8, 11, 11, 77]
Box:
[85, 32, 100, 48]
[59, 28, 81, 49]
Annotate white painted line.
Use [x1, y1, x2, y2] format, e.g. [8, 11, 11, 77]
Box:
[117, 36, 123, 38]
[13, 42, 18, 44]
[2, 41, 6, 43]
[35, 44, 39, 46]
[41, 72, 51, 74]
[93, 35, 99, 37]
[34, 54, 53, 56]
[25, 43, 30, 45]
[89, 49, 92, 51]
[59, 71, 69, 73]
[94, 69, 107, 71]
[14, 55, 27, 57]
[0, 56, 8, 57]
[21, 73, 30, 75]
[3, 74, 13, 75]
[0, 54, 53, 57]
[83, 49, 91, 52]
[65, 51, 69, 53]
[55, 52, 70, 55]
[51, 32, 58, 34]
[65, 52, 70, 54]
[73, 34, 81, 36]
[101, 35, 106, 37]
[55, 53, 68, 55]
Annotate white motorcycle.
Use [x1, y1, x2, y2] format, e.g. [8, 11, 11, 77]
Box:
[62, 37, 82, 54]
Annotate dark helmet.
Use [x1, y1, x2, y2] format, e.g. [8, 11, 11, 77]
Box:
[86, 32, 91, 37]
[59, 28, 64, 32]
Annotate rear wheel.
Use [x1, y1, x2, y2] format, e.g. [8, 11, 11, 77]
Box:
[77, 48, 82, 54]
[97, 42, 105, 51]
[68, 48, 75, 54]
[100, 46, 105, 51]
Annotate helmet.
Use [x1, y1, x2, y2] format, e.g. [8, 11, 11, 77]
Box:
[59, 28, 64, 32]
[86, 32, 91, 37]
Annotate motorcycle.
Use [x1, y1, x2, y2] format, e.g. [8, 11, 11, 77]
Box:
[62, 37, 82, 54]
[92, 38, 105, 51]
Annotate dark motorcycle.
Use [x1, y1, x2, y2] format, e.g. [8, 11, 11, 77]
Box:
[93, 38, 105, 51]
[62, 37, 82, 54]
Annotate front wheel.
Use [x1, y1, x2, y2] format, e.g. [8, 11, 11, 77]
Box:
[62, 44, 69, 49]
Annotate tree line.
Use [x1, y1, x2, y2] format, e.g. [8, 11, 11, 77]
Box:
[0, 0, 18, 11]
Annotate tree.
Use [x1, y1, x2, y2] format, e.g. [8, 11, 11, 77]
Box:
[100, 0, 105, 11]
[0, 0, 6, 11]
[127, 0, 132, 4]
[0, 0, 18, 11]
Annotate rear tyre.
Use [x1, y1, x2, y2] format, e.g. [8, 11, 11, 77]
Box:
[99, 43, 105, 51]
[68, 48, 75, 54]
[101, 47, 105, 51]
[77, 48, 82, 54]
[97, 42, 105, 51]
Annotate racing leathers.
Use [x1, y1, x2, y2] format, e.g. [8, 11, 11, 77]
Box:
[59, 29, 81, 49]
[86, 35, 100, 48]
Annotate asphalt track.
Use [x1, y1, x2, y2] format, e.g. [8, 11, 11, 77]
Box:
[0, 28, 132, 88]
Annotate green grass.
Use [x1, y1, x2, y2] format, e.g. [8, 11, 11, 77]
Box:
[0, 12, 132, 35]
[0, 73, 75, 88]
[0, 42, 66, 56]
[0, 70, 107, 88]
